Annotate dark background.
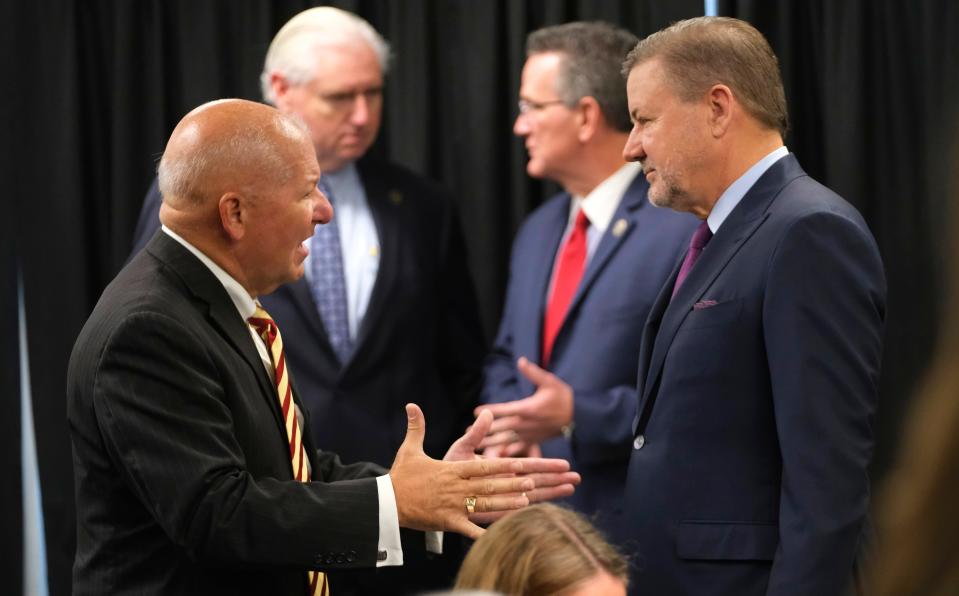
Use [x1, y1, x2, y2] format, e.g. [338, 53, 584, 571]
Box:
[3, 1, 958, 593]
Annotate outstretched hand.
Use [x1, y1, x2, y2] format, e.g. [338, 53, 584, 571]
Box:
[475, 357, 574, 450]
[390, 403, 579, 538]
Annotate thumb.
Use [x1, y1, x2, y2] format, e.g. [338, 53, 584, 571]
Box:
[462, 409, 493, 450]
[517, 356, 556, 388]
[400, 403, 427, 455]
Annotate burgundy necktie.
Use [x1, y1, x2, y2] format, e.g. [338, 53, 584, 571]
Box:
[542, 209, 590, 366]
[672, 221, 712, 298]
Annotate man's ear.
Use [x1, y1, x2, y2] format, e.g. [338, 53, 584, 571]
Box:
[576, 96, 603, 143]
[270, 72, 293, 110]
[219, 192, 246, 241]
[707, 84, 734, 138]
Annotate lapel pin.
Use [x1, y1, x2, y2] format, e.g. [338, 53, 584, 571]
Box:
[612, 218, 628, 237]
[388, 190, 403, 205]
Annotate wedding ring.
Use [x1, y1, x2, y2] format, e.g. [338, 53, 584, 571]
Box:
[465, 496, 477, 515]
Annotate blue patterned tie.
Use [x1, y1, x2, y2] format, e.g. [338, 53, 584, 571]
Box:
[310, 181, 353, 364]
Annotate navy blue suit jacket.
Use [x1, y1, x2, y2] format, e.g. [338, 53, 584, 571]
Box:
[130, 157, 486, 468]
[624, 155, 886, 595]
[481, 173, 697, 542]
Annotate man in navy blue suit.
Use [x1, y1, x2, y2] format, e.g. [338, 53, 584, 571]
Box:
[476, 22, 697, 544]
[620, 17, 886, 595]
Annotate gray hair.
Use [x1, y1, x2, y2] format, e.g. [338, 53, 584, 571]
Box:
[527, 22, 639, 132]
[260, 7, 391, 104]
[158, 102, 307, 204]
[622, 16, 789, 139]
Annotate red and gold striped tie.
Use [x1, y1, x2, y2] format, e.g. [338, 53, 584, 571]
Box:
[249, 305, 329, 596]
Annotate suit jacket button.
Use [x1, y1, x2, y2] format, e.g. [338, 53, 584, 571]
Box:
[347, 552, 356, 562]
[633, 434, 646, 450]
[336, 554, 346, 564]
[325, 554, 335, 565]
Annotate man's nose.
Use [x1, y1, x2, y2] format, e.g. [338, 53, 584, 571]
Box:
[314, 190, 333, 224]
[513, 112, 531, 137]
[350, 94, 370, 125]
[622, 128, 644, 162]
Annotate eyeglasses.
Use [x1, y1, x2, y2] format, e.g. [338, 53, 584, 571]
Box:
[316, 87, 384, 111]
[517, 98, 566, 115]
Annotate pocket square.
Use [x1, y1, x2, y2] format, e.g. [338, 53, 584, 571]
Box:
[693, 299, 719, 310]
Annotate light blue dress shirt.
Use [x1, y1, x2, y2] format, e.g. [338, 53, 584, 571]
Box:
[304, 162, 380, 341]
[707, 146, 790, 233]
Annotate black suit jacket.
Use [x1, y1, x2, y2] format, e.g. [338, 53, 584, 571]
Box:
[130, 157, 485, 467]
[68, 232, 383, 596]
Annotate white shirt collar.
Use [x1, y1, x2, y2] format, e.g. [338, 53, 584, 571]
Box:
[568, 162, 642, 232]
[707, 146, 790, 233]
[161, 225, 257, 320]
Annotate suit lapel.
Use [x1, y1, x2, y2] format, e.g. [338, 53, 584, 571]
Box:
[563, 175, 647, 324]
[147, 233, 287, 436]
[526, 195, 573, 367]
[283, 278, 338, 361]
[350, 160, 398, 370]
[548, 176, 647, 364]
[637, 154, 806, 413]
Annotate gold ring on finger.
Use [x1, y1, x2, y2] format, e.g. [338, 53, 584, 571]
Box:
[465, 496, 477, 515]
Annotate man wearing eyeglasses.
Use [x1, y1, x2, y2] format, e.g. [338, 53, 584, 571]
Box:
[475, 21, 697, 546]
[129, 8, 485, 594]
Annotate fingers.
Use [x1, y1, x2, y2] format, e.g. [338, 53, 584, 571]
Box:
[478, 428, 521, 449]
[527, 483, 577, 502]
[517, 356, 557, 387]
[399, 403, 426, 454]
[454, 456, 570, 479]
[474, 401, 523, 419]
[444, 410, 493, 461]
[463, 475, 535, 497]
[448, 518, 486, 540]
[503, 440, 533, 457]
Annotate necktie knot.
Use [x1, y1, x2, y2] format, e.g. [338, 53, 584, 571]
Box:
[248, 306, 277, 344]
[671, 221, 713, 299]
[690, 221, 713, 249]
[574, 208, 590, 232]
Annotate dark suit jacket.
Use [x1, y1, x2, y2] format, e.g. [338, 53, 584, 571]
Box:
[623, 155, 886, 595]
[481, 173, 698, 542]
[130, 157, 486, 467]
[68, 232, 383, 596]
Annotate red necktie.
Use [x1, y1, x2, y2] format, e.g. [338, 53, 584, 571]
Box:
[249, 305, 329, 596]
[542, 209, 590, 366]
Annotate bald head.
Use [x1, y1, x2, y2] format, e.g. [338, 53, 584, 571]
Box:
[157, 99, 330, 297]
[158, 99, 309, 210]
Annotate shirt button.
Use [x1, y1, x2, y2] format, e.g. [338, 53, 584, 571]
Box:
[633, 434, 646, 450]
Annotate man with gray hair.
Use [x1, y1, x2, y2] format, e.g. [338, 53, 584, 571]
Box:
[475, 22, 696, 545]
[621, 17, 884, 595]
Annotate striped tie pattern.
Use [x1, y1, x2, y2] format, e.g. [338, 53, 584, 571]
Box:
[249, 305, 329, 596]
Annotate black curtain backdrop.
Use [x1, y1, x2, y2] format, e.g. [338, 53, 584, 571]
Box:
[3, 1, 958, 594]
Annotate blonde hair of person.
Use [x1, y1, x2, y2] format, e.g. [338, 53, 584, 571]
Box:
[454, 504, 627, 595]
[872, 148, 959, 596]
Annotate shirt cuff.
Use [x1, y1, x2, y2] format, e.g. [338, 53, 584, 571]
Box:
[426, 531, 444, 554]
[376, 475, 403, 567]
